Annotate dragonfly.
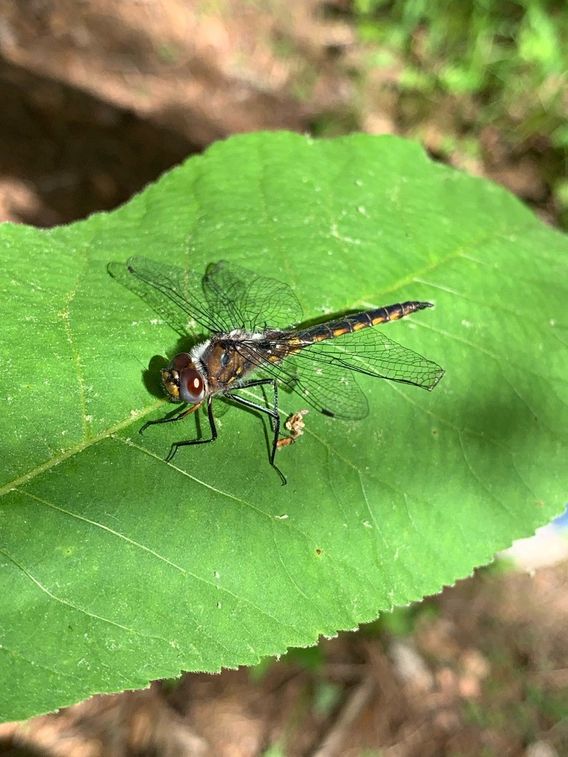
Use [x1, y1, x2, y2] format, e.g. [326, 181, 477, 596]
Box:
[109, 257, 444, 484]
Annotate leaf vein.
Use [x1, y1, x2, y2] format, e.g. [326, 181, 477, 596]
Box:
[0, 546, 170, 642]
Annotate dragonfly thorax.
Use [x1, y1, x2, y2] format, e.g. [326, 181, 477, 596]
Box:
[161, 352, 207, 404]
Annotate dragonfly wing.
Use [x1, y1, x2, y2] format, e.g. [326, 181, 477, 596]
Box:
[204, 261, 303, 331]
[235, 325, 443, 420]
[234, 339, 369, 420]
[303, 326, 445, 390]
[109, 257, 304, 335]
[283, 352, 369, 419]
[108, 257, 231, 335]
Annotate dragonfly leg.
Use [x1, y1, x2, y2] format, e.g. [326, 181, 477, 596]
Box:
[236, 378, 281, 433]
[226, 378, 286, 486]
[165, 398, 217, 463]
[140, 404, 197, 435]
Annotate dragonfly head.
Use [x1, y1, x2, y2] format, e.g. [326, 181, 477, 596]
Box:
[161, 352, 207, 404]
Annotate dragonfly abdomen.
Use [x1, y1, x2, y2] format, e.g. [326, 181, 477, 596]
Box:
[300, 301, 433, 343]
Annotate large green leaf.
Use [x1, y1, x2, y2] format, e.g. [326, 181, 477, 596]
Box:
[0, 132, 566, 721]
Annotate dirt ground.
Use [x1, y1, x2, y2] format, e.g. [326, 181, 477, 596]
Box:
[1, 2, 566, 755]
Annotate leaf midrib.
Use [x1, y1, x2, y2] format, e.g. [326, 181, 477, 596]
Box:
[0, 401, 163, 497]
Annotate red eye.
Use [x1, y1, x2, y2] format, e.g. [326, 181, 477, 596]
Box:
[180, 367, 205, 404]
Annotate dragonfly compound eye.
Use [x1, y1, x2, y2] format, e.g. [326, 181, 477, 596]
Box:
[180, 367, 206, 404]
[161, 354, 193, 402]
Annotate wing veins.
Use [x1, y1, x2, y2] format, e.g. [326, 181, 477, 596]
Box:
[289, 328, 444, 390]
[231, 337, 368, 419]
[129, 263, 227, 334]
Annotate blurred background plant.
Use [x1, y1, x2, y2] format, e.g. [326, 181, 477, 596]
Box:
[348, 0, 568, 225]
[354, 0, 567, 128]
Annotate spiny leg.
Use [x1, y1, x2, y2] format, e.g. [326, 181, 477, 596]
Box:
[226, 378, 286, 485]
[140, 403, 199, 435]
[165, 397, 217, 463]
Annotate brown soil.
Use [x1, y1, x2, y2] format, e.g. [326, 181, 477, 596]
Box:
[0, 0, 353, 226]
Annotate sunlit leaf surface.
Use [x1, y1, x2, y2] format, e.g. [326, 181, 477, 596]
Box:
[1, 132, 566, 720]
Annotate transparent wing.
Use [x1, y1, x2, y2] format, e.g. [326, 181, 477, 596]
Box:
[234, 326, 444, 420]
[283, 352, 369, 419]
[107, 257, 226, 335]
[232, 338, 368, 419]
[108, 257, 303, 335]
[295, 326, 445, 390]
[203, 261, 303, 331]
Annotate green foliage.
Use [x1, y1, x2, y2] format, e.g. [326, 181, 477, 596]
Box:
[0, 132, 566, 721]
[556, 178, 568, 228]
[262, 745, 286, 757]
[366, 602, 439, 637]
[354, 1, 568, 145]
[285, 645, 325, 672]
[313, 680, 342, 716]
